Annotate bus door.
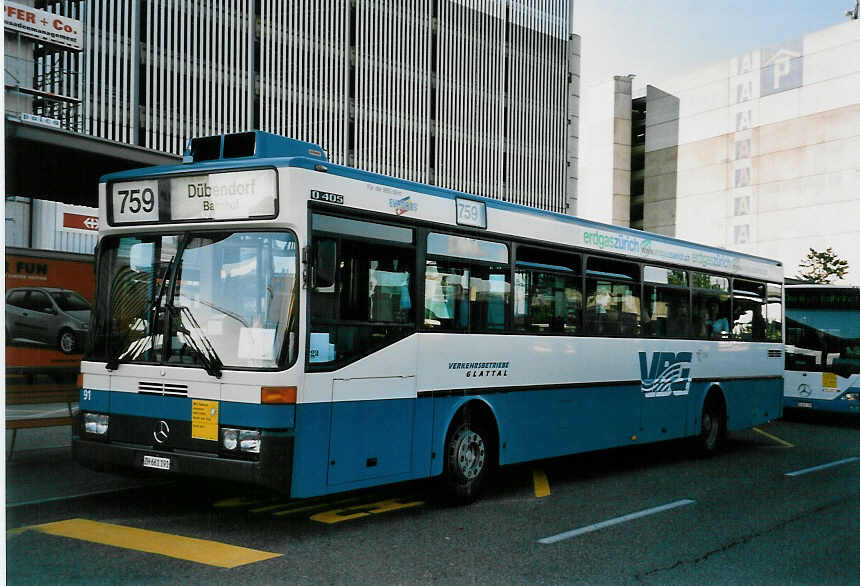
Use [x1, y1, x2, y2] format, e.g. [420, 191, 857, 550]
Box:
[327, 375, 416, 486]
[308, 213, 420, 488]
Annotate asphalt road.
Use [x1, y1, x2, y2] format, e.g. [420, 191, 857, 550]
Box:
[6, 412, 859, 585]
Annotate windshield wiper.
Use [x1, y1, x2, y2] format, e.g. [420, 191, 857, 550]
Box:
[170, 305, 223, 378]
[106, 257, 175, 371]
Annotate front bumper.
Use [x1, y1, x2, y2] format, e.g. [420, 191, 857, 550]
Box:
[72, 427, 294, 492]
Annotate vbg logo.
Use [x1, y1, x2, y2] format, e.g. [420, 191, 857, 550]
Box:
[639, 352, 693, 398]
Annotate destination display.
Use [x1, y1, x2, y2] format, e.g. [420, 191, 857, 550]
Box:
[110, 169, 277, 224]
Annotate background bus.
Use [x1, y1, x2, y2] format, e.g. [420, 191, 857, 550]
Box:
[784, 284, 860, 414]
[74, 131, 785, 503]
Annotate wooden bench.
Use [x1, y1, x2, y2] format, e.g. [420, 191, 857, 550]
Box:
[6, 382, 79, 460]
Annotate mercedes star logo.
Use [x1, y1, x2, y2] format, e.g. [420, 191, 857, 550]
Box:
[797, 383, 812, 397]
[153, 420, 170, 444]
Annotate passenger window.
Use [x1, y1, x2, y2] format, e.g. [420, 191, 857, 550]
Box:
[765, 283, 782, 342]
[513, 246, 582, 334]
[424, 233, 510, 332]
[309, 217, 415, 366]
[691, 272, 730, 340]
[424, 260, 509, 331]
[643, 267, 689, 338]
[732, 279, 766, 341]
[585, 257, 641, 336]
[424, 262, 470, 331]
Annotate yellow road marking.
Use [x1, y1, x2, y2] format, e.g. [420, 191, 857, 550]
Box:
[271, 495, 368, 517]
[249, 501, 304, 514]
[213, 496, 272, 509]
[753, 427, 795, 448]
[20, 519, 280, 568]
[533, 469, 551, 498]
[310, 498, 424, 524]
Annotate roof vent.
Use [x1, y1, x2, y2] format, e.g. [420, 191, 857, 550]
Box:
[183, 131, 327, 163]
[189, 135, 221, 162]
[223, 132, 256, 158]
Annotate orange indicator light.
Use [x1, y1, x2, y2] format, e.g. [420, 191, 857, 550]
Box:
[261, 386, 297, 404]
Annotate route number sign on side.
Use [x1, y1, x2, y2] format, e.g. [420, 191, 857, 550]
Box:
[456, 198, 487, 229]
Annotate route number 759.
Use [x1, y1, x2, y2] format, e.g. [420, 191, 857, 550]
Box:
[112, 180, 159, 223]
[456, 198, 487, 229]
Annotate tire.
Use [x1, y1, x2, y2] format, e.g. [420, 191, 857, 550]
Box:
[441, 416, 494, 505]
[697, 394, 726, 457]
[58, 329, 78, 354]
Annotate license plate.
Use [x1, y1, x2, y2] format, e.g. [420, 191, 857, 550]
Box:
[142, 455, 171, 470]
[797, 401, 813, 409]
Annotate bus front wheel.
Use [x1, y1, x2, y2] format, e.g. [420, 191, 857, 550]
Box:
[442, 415, 494, 504]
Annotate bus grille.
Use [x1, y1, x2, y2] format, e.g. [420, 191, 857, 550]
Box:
[138, 381, 189, 397]
[767, 349, 782, 358]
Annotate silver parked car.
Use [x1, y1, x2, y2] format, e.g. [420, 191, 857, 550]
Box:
[5, 287, 91, 354]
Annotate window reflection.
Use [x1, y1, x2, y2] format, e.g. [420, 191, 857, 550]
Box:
[91, 232, 298, 369]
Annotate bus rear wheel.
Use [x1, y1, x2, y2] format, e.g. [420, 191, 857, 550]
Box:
[697, 394, 726, 456]
[442, 416, 494, 504]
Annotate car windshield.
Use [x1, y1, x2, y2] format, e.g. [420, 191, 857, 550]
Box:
[50, 291, 91, 312]
[88, 231, 299, 370]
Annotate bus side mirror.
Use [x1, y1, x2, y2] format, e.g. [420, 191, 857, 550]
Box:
[314, 239, 336, 289]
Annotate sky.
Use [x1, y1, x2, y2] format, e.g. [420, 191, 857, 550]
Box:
[572, 0, 856, 89]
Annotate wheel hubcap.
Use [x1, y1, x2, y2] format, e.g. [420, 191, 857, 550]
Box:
[456, 430, 485, 480]
[61, 334, 74, 352]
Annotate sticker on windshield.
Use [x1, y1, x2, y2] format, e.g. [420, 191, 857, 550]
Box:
[238, 328, 276, 360]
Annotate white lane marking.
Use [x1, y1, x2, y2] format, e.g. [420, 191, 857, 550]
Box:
[784, 457, 859, 477]
[538, 499, 695, 544]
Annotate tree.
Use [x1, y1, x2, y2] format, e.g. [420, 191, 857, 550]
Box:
[796, 247, 850, 284]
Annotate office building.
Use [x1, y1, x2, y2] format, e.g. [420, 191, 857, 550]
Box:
[580, 19, 860, 282]
[5, 0, 580, 227]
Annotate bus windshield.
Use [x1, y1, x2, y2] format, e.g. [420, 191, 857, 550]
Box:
[786, 287, 860, 377]
[88, 231, 299, 371]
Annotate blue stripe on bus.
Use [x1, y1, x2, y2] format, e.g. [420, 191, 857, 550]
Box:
[79, 389, 296, 428]
[287, 377, 783, 497]
[81, 377, 782, 498]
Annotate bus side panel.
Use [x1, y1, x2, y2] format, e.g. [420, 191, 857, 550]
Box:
[291, 398, 434, 497]
[327, 398, 415, 486]
[290, 402, 332, 498]
[723, 381, 754, 431]
[429, 385, 642, 472]
[711, 378, 782, 432]
[640, 393, 689, 444]
[497, 385, 643, 466]
[756, 378, 783, 422]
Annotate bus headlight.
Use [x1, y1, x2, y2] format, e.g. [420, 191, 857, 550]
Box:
[84, 413, 109, 435]
[843, 392, 859, 401]
[221, 428, 239, 451]
[221, 428, 260, 454]
[239, 430, 261, 454]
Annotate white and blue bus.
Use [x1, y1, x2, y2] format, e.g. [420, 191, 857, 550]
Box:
[784, 284, 860, 414]
[74, 132, 785, 502]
